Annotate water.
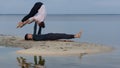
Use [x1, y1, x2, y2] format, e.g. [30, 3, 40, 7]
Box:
[0, 14, 120, 68]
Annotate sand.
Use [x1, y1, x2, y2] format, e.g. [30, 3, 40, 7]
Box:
[0, 35, 114, 56]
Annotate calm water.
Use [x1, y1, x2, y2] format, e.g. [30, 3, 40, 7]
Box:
[0, 14, 120, 68]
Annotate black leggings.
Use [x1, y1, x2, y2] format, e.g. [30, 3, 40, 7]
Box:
[22, 2, 43, 22]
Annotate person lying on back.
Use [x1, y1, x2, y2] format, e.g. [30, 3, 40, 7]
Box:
[24, 31, 82, 41]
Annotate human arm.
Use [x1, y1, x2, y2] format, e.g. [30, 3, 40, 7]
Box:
[17, 22, 26, 28]
[17, 18, 35, 28]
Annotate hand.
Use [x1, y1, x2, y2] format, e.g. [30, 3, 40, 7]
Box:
[17, 22, 25, 28]
[38, 22, 45, 28]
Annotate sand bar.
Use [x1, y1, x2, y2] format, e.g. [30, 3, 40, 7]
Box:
[0, 35, 114, 56]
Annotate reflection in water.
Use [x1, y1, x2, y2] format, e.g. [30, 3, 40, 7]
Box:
[79, 53, 88, 59]
[17, 56, 46, 68]
[16, 55, 86, 68]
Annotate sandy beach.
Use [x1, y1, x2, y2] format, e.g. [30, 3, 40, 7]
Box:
[0, 35, 114, 56]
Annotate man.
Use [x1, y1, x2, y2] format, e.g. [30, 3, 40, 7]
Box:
[17, 2, 46, 34]
[24, 31, 82, 41]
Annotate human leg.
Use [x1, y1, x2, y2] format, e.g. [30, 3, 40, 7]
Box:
[32, 33, 74, 41]
[22, 2, 43, 22]
[42, 30, 83, 40]
[41, 33, 75, 40]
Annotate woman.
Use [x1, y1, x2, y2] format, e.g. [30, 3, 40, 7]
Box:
[17, 2, 46, 34]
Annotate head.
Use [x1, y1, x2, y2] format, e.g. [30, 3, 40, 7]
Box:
[24, 34, 33, 40]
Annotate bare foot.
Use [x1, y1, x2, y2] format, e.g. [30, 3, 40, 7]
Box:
[74, 30, 83, 38]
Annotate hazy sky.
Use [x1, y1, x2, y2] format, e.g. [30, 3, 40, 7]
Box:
[0, 0, 120, 14]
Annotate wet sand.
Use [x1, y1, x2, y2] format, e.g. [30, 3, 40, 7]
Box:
[0, 35, 114, 56]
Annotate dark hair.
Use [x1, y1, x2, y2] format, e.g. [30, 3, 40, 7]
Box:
[24, 34, 29, 40]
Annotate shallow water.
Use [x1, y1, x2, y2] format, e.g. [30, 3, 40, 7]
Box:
[0, 14, 120, 68]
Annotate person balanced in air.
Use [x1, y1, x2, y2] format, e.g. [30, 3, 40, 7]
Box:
[17, 2, 46, 34]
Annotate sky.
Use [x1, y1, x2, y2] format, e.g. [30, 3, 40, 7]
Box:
[0, 0, 120, 14]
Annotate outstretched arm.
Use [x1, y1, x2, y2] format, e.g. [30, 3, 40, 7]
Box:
[17, 21, 26, 28]
[16, 19, 32, 28]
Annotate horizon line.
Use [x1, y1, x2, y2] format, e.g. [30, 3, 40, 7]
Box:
[0, 14, 120, 15]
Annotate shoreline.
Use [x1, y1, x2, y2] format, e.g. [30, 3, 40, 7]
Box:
[0, 35, 114, 56]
